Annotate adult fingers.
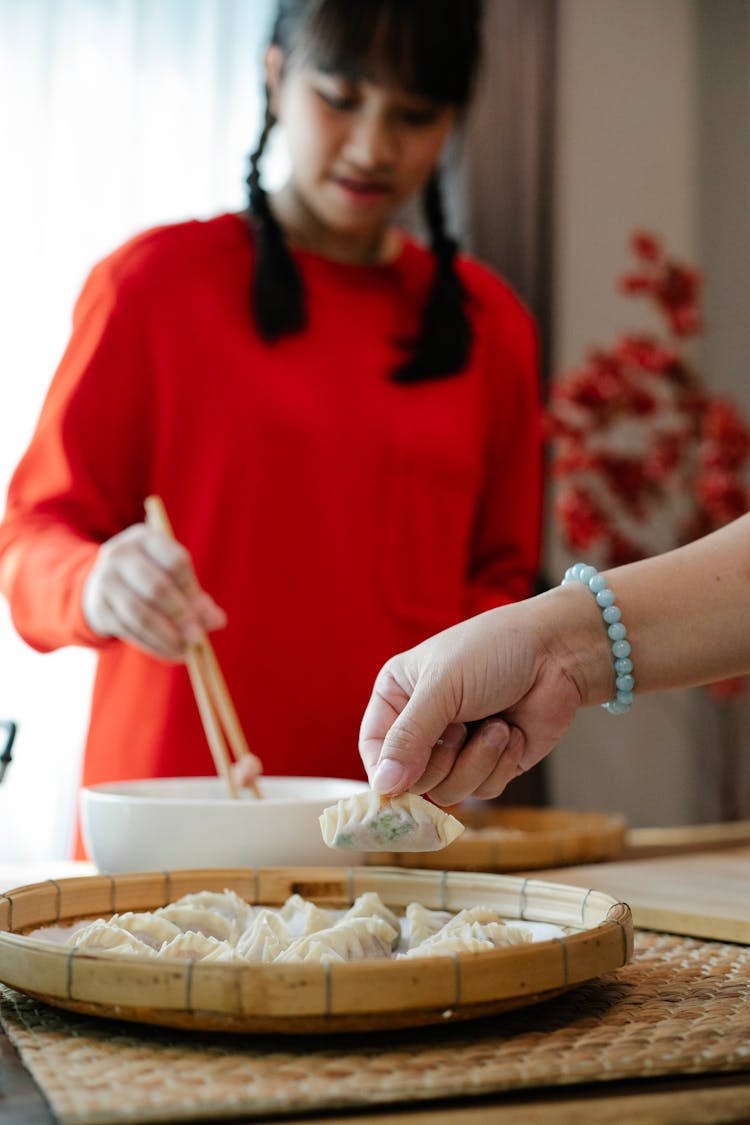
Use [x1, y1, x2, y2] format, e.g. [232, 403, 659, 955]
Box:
[368, 680, 460, 796]
[470, 725, 529, 799]
[426, 718, 512, 806]
[466, 704, 574, 802]
[407, 723, 468, 794]
[359, 665, 411, 783]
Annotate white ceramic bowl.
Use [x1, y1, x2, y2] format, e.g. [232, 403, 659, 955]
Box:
[80, 776, 369, 873]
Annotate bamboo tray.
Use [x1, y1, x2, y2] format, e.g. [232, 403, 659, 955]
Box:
[0, 866, 633, 1034]
[367, 805, 627, 872]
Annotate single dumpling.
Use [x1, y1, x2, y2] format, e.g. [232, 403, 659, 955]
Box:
[169, 889, 254, 930]
[68, 919, 156, 958]
[319, 791, 464, 852]
[441, 920, 530, 948]
[440, 905, 513, 932]
[342, 892, 400, 935]
[279, 894, 336, 938]
[154, 904, 238, 943]
[235, 910, 291, 962]
[400, 930, 496, 958]
[405, 902, 453, 948]
[408, 920, 532, 957]
[404, 904, 533, 952]
[158, 931, 237, 962]
[276, 916, 398, 963]
[107, 911, 182, 950]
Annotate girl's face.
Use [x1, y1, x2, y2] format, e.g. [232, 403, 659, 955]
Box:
[266, 46, 456, 260]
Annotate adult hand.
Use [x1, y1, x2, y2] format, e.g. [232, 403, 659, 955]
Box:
[82, 523, 226, 661]
[359, 599, 583, 806]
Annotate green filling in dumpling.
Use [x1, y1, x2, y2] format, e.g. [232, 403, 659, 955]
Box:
[370, 812, 414, 843]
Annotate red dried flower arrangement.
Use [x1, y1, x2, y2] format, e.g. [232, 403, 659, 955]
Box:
[547, 231, 750, 698]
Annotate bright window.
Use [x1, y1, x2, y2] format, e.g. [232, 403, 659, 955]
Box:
[0, 0, 283, 860]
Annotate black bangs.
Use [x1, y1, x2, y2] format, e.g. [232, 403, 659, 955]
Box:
[273, 0, 482, 106]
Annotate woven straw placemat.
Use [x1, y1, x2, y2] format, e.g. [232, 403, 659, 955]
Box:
[2, 931, 750, 1125]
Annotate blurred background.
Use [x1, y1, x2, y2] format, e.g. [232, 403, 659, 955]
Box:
[1, 0, 748, 862]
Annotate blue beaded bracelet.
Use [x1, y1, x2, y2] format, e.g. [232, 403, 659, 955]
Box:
[561, 563, 634, 715]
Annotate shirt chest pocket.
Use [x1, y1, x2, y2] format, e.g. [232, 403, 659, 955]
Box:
[377, 442, 481, 629]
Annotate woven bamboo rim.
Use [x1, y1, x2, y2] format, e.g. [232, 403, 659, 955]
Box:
[0, 866, 633, 1034]
[367, 806, 628, 871]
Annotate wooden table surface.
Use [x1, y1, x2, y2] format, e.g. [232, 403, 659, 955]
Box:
[535, 844, 750, 943]
[2, 850, 750, 1125]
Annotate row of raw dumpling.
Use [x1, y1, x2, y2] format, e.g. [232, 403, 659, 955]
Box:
[65, 888, 532, 963]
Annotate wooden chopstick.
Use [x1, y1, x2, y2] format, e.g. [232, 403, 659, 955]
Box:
[144, 495, 262, 800]
[200, 643, 261, 781]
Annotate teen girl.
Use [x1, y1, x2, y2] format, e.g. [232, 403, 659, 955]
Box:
[0, 0, 542, 803]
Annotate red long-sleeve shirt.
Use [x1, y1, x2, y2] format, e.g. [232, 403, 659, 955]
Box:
[0, 213, 542, 793]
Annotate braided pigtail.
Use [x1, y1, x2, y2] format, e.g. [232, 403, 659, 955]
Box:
[245, 95, 306, 339]
[393, 171, 472, 383]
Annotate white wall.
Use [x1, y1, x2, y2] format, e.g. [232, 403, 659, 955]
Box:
[553, 0, 699, 373]
[546, 0, 750, 825]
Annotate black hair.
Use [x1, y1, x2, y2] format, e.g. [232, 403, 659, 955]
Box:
[246, 0, 482, 382]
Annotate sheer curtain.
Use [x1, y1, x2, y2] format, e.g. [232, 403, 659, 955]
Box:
[0, 0, 279, 861]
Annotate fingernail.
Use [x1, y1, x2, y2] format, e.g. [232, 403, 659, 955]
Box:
[371, 758, 407, 794]
[481, 718, 509, 743]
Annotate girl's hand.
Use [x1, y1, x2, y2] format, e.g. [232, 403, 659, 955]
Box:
[359, 600, 583, 806]
[82, 523, 226, 661]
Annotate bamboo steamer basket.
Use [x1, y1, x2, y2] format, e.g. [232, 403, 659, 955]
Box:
[367, 806, 627, 872]
[0, 866, 633, 1034]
